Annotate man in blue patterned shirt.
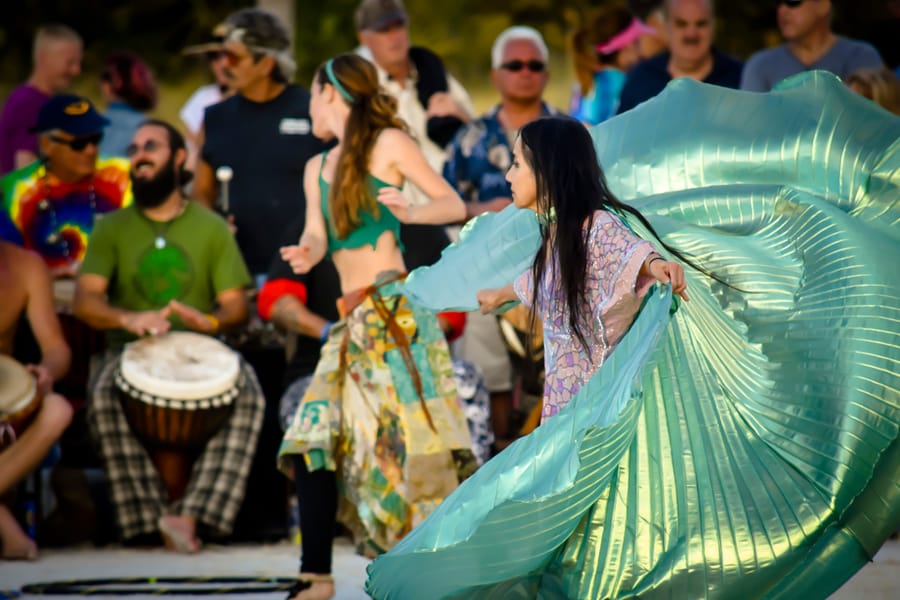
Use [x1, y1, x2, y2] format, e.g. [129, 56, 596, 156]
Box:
[442, 25, 556, 452]
[443, 26, 558, 222]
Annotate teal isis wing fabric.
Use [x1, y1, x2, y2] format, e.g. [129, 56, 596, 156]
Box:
[403, 203, 542, 311]
[369, 71, 900, 598]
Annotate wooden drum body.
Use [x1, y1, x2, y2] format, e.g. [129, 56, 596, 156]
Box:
[115, 332, 242, 449]
[498, 304, 545, 397]
[0, 356, 42, 450]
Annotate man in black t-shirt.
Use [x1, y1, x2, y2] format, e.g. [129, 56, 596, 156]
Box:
[193, 8, 328, 282]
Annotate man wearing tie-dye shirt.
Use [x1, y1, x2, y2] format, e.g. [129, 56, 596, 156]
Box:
[0, 95, 131, 278]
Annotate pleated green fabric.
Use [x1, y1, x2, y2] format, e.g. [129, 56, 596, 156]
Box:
[367, 71, 900, 599]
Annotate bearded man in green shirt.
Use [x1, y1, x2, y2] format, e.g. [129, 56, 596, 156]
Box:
[74, 119, 264, 553]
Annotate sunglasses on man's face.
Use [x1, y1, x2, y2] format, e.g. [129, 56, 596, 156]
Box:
[779, 0, 805, 7]
[500, 60, 546, 73]
[50, 132, 103, 152]
[222, 48, 265, 68]
[125, 139, 162, 158]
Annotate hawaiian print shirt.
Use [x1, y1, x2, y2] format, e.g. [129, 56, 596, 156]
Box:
[442, 103, 557, 203]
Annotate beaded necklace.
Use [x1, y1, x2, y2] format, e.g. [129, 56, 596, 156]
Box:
[38, 162, 96, 259]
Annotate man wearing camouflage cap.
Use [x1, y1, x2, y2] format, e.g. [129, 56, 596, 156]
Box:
[193, 7, 327, 283]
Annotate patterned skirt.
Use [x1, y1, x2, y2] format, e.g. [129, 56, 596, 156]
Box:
[278, 276, 476, 553]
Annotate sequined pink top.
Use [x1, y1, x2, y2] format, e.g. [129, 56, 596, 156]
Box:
[514, 210, 656, 422]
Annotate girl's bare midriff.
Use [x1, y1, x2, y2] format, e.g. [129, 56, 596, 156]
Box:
[331, 229, 406, 294]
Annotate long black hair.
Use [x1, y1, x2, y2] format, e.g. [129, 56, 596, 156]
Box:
[520, 116, 712, 354]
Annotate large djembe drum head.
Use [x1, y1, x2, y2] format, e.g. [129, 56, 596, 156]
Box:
[115, 331, 242, 449]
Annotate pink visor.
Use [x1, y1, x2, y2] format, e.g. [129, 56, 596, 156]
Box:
[595, 18, 656, 56]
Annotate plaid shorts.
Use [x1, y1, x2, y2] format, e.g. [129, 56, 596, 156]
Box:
[87, 352, 264, 540]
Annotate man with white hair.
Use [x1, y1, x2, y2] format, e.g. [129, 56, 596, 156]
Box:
[442, 25, 557, 453]
[740, 0, 883, 92]
[0, 24, 83, 175]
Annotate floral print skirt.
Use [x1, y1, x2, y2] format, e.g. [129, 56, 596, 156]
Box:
[278, 278, 476, 553]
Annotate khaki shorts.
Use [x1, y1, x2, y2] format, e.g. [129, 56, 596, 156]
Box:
[456, 310, 512, 393]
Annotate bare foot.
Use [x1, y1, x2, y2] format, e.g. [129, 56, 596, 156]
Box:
[0, 505, 37, 560]
[288, 574, 334, 600]
[158, 514, 201, 554]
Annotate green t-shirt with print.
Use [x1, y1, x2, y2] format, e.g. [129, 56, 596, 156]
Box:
[81, 202, 251, 349]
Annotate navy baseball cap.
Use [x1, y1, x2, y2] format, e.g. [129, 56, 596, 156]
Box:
[29, 94, 110, 136]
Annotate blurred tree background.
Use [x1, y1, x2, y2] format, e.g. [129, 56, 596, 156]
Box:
[0, 0, 888, 124]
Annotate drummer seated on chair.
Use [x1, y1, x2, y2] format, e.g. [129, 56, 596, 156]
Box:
[73, 118, 265, 554]
[0, 241, 73, 560]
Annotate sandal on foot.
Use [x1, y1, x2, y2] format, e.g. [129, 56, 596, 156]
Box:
[285, 574, 334, 600]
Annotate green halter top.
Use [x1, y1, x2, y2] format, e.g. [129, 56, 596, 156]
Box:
[318, 152, 404, 255]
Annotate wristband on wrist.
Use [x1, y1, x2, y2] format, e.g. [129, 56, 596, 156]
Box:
[319, 321, 333, 342]
[205, 313, 220, 333]
[647, 254, 665, 267]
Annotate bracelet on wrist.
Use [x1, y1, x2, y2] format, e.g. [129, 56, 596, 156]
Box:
[205, 313, 220, 333]
[319, 321, 333, 343]
[647, 255, 665, 266]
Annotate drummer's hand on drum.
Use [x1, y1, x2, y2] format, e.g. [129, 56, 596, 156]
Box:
[167, 300, 216, 333]
[280, 244, 314, 274]
[123, 309, 172, 337]
[26, 364, 54, 397]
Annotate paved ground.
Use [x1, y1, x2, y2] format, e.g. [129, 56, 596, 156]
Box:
[1, 537, 898, 598]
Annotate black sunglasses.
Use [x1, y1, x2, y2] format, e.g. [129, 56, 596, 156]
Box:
[500, 60, 545, 73]
[779, 0, 804, 7]
[125, 139, 161, 158]
[50, 132, 103, 151]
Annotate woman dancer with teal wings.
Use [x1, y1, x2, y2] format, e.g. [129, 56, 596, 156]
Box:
[367, 72, 900, 598]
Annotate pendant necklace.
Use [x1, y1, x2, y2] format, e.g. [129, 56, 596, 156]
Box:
[141, 201, 187, 249]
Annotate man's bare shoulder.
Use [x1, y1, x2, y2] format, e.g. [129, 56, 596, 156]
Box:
[0, 243, 34, 347]
[1, 242, 46, 274]
[0, 242, 52, 293]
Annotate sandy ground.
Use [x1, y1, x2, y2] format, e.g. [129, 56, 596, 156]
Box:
[1, 537, 897, 599]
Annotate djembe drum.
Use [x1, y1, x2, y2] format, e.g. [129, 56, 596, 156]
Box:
[0, 356, 43, 450]
[114, 332, 242, 449]
[497, 304, 545, 435]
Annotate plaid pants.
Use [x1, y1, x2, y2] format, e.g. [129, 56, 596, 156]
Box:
[87, 353, 264, 540]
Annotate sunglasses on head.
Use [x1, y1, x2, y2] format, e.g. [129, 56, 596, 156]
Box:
[50, 132, 103, 151]
[125, 139, 162, 158]
[500, 59, 546, 73]
[779, 0, 805, 7]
